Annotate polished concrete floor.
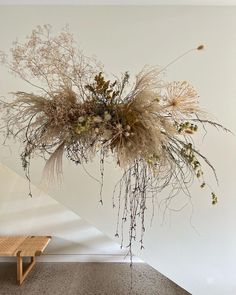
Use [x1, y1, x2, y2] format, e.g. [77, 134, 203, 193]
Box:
[0, 262, 190, 295]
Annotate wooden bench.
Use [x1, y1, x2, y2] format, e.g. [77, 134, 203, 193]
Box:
[0, 236, 51, 285]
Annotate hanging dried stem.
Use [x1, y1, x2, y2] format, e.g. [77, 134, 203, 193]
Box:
[0, 25, 229, 262]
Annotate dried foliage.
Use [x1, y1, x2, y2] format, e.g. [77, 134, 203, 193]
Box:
[0, 25, 229, 260]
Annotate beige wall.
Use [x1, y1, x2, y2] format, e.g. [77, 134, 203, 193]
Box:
[0, 6, 236, 295]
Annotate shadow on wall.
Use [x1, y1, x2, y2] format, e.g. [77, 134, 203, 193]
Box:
[0, 164, 139, 262]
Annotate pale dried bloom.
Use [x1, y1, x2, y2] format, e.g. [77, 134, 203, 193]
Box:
[104, 111, 111, 121]
[3, 25, 101, 100]
[163, 81, 200, 118]
[93, 116, 103, 123]
[128, 66, 164, 100]
[78, 116, 85, 123]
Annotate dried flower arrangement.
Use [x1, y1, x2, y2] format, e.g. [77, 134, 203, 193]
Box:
[0, 25, 229, 260]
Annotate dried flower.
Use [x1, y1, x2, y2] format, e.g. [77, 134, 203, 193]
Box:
[104, 111, 111, 121]
[164, 81, 200, 118]
[78, 116, 85, 123]
[93, 116, 103, 123]
[0, 26, 228, 264]
[197, 45, 204, 50]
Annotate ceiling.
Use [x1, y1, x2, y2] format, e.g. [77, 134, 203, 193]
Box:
[0, 0, 236, 5]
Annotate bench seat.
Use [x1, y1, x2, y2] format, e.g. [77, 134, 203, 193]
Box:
[0, 236, 51, 285]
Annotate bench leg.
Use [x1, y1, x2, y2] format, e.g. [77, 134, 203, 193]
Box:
[17, 253, 36, 285]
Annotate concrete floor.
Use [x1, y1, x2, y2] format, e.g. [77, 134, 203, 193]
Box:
[0, 262, 190, 295]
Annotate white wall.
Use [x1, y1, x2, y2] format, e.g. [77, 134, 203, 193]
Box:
[0, 6, 236, 295]
[0, 164, 135, 262]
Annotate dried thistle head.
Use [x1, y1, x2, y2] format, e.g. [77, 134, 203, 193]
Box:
[163, 81, 201, 119]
